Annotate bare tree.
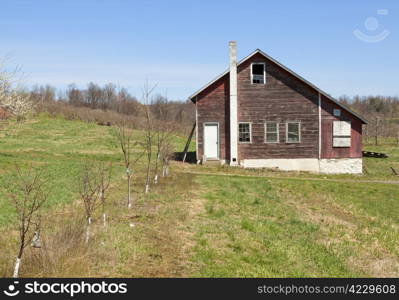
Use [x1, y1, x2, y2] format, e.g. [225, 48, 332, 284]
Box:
[115, 121, 141, 208]
[7, 165, 49, 278]
[160, 135, 175, 177]
[142, 82, 157, 193]
[98, 162, 112, 226]
[78, 162, 100, 243]
[152, 96, 167, 184]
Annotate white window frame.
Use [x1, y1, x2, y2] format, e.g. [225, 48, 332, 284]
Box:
[285, 121, 301, 143]
[238, 122, 252, 143]
[250, 62, 266, 85]
[264, 122, 279, 143]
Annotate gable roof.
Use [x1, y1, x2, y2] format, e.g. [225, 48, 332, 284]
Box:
[189, 49, 367, 124]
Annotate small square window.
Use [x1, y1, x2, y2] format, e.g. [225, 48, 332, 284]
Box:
[265, 122, 279, 143]
[251, 63, 265, 84]
[286, 122, 300, 143]
[238, 123, 251, 143]
[333, 109, 341, 117]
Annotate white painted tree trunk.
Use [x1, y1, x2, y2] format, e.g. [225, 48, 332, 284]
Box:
[145, 184, 149, 193]
[103, 213, 106, 227]
[162, 160, 169, 177]
[85, 217, 91, 244]
[153, 174, 158, 184]
[13, 257, 21, 278]
[127, 175, 132, 208]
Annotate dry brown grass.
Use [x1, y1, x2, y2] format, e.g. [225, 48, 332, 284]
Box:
[0, 171, 198, 278]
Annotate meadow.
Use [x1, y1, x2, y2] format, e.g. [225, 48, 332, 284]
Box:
[0, 115, 398, 277]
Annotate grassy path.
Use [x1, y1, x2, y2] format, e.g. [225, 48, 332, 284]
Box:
[176, 169, 399, 185]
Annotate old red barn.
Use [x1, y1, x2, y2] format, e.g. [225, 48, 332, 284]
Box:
[189, 42, 367, 174]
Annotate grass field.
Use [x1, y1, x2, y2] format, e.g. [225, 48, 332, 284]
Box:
[0, 115, 398, 277]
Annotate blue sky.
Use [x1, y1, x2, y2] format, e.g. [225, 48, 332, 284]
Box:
[1, 0, 398, 100]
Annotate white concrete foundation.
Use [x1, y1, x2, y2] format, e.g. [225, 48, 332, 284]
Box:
[319, 158, 362, 174]
[240, 158, 362, 174]
[241, 158, 320, 172]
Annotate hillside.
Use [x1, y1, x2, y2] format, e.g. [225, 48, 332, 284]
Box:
[0, 116, 398, 277]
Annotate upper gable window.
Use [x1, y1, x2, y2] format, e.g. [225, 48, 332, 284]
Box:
[251, 63, 265, 84]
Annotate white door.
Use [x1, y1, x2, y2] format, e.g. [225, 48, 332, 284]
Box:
[204, 124, 219, 159]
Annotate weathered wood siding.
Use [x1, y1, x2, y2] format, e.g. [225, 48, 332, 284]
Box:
[236, 53, 319, 159]
[195, 52, 363, 161]
[196, 77, 229, 160]
[320, 94, 362, 158]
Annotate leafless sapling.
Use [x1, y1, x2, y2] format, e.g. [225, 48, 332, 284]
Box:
[8, 166, 49, 278]
[142, 82, 157, 193]
[98, 162, 112, 226]
[152, 96, 172, 184]
[161, 136, 175, 177]
[78, 162, 100, 243]
[115, 121, 141, 208]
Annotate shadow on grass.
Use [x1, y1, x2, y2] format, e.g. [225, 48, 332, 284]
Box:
[173, 151, 196, 164]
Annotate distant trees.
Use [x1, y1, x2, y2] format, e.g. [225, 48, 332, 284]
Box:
[25, 83, 195, 130]
[339, 95, 399, 145]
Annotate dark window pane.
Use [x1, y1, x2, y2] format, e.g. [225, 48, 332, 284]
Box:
[266, 123, 277, 132]
[287, 122, 300, 142]
[239, 123, 251, 142]
[252, 64, 264, 75]
[252, 64, 265, 84]
[266, 132, 278, 142]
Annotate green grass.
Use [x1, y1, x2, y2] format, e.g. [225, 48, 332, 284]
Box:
[190, 175, 399, 277]
[363, 144, 399, 178]
[184, 142, 399, 181]
[0, 115, 119, 226]
[0, 115, 398, 277]
[0, 114, 188, 226]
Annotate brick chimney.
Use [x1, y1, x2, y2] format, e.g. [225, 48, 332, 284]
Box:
[229, 41, 238, 165]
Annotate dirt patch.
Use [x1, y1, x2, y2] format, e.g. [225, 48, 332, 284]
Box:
[348, 256, 399, 277]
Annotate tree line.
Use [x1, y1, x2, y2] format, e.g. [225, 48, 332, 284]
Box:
[339, 95, 399, 145]
[27, 83, 195, 130]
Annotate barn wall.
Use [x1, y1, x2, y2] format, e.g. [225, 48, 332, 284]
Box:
[195, 52, 363, 164]
[320, 94, 363, 159]
[196, 77, 229, 160]
[236, 53, 319, 160]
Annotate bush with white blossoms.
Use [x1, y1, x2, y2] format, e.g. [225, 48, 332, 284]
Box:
[0, 67, 34, 121]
